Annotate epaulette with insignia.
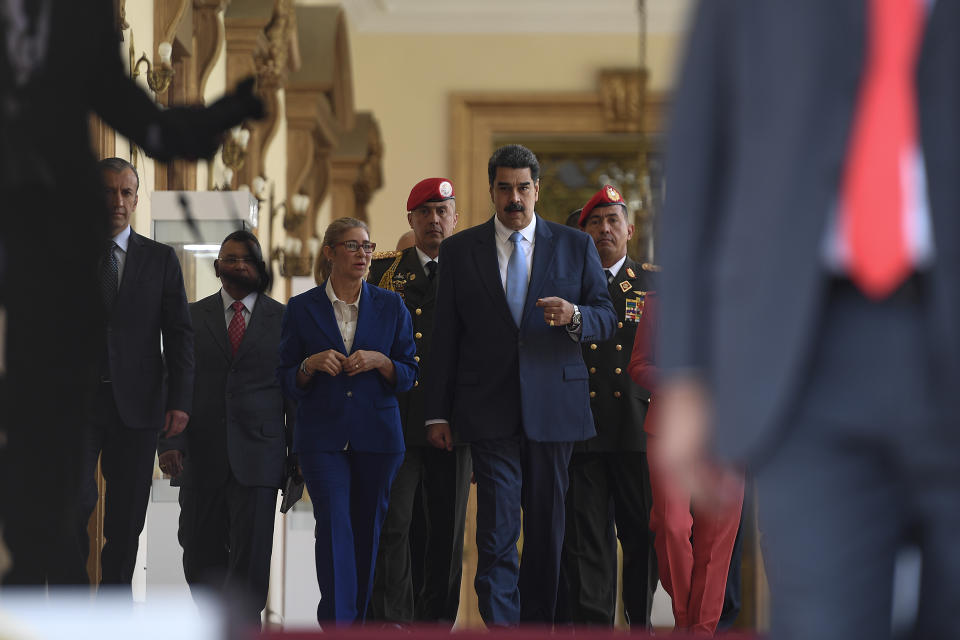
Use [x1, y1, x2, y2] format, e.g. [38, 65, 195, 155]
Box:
[641, 263, 661, 272]
[371, 250, 402, 261]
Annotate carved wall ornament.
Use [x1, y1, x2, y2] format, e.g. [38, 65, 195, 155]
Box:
[599, 68, 646, 133]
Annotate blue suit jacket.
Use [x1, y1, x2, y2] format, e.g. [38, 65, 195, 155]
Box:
[425, 215, 617, 442]
[278, 280, 418, 454]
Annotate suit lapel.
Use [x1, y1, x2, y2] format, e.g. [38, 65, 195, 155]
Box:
[472, 219, 515, 328]
[235, 294, 277, 361]
[204, 292, 233, 362]
[353, 280, 383, 354]
[523, 215, 555, 327]
[306, 283, 348, 353]
[117, 230, 145, 302]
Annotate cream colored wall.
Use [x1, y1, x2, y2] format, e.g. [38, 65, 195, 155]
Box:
[349, 30, 681, 248]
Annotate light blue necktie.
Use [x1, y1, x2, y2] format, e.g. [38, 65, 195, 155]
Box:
[506, 231, 527, 327]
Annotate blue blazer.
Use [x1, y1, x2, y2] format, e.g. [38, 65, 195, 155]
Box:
[278, 280, 418, 454]
[425, 215, 617, 442]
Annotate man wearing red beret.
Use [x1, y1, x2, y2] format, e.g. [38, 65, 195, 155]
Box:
[367, 178, 471, 625]
[561, 185, 658, 628]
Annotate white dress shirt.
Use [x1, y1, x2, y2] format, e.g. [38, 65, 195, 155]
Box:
[110, 224, 132, 286]
[605, 255, 628, 282]
[221, 290, 258, 328]
[494, 214, 536, 289]
[415, 246, 438, 271]
[325, 278, 360, 352]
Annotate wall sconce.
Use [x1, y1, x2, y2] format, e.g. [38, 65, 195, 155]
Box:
[221, 126, 250, 178]
[132, 41, 175, 95]
[271, 195, 314, 278]
[283, 193, 310, 231]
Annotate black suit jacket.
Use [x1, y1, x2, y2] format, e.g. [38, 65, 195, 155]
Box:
[162, 292, 292, 489]
[368, 247, 436, 448]
[105, 230, 194, 430]
[578, 257, 654, 453]
[658, 0, 960, 461]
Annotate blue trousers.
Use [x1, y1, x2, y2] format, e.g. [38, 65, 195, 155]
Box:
[471, 436, 574, 626]
[299, 449, 403, 625]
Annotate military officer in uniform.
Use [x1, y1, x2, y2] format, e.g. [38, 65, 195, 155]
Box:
[367, 178, 472, 624]
[562, 185, 658, 628]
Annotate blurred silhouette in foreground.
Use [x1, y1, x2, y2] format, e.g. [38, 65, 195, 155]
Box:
[0, 0, 262, 585]
[656, 1, 960, 638]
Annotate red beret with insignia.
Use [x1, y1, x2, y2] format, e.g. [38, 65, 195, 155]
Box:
[578, 184, 626, 227]
[407, 178, 455, 212]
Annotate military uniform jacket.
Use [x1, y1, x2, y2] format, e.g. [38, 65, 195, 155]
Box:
[368, 246, 435, 447]
[578, 257, 654, 452]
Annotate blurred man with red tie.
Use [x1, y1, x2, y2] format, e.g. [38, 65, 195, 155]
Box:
[656, 1, 960, 638]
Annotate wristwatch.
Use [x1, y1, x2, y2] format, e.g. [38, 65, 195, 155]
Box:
[567, 305, 582, 331]
[300, 358, 312, 376]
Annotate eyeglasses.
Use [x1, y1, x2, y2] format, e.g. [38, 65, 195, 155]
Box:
[334, 240, 376, 254]
[218, 256, 257, 264]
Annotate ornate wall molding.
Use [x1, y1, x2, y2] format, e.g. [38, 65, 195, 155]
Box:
[449, 87, 665, 229]
[330, 112, 382, 223]
[193, 0, 231, 101]
[225, 0, 300, 189]
[285, 88, 338, 252]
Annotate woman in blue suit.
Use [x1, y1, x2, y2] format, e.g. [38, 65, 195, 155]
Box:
[278, 217, 417, 625]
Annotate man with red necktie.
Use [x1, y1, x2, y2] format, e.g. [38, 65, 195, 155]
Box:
[655, 1, 960, 638]
[159, 230, 293, 628]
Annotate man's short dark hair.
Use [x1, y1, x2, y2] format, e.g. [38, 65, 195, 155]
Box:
[488, 144, 540, 186]
[565, 208, 583, 228]
[98, 157, 140, 192]
[221, 229, 272, 294]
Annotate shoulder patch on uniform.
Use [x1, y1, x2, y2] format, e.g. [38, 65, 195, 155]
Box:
[641, 262, 661, 272]
[372, 250, 402, 261]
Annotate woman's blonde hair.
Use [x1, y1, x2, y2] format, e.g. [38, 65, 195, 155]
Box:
[315, 217, 369, 283]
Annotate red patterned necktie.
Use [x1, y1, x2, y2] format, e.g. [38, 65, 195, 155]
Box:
[840, 0, 924, 299]
[228, 300, 246, 355]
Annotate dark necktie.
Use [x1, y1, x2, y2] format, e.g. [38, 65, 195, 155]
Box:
[228, 300, 246, 356]
[100, 242, 119, 310]
[426, 260, 438, 281]
[605, 269, 615, 285]
[840, 0, 922, 299]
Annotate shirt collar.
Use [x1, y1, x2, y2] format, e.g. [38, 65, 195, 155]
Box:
[493, 213, 537, 245]
[112, 224, 132, 252]
[325, 278, 361, 309]
[221, 289, 258, 314]
[606, 255, 628, 278]
[415, 246, 437, 268]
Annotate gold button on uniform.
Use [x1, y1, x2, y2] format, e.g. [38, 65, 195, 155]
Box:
[589, 367, 596, 374]
[346, 391, 353, 398]
[589, 391, 596, 398]
[590, 343, 598, 350]
[615, 344, 622, 351]
[415, 308, 422, 316]
[415, 332, 423, 339]
[414, 355, 420, 362]
[618, 322, 624, 329]
[614, 368, 622, 375]
[613, 391, 621, 398]
[414, 380, 419, 387]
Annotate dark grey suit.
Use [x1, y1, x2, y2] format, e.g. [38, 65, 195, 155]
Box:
[659, 2, 960, 638]
[161, 291, 291, 624]
[79, 229, 194, 587]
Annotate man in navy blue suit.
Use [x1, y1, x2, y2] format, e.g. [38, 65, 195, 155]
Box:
[425, 145, 616, 626]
